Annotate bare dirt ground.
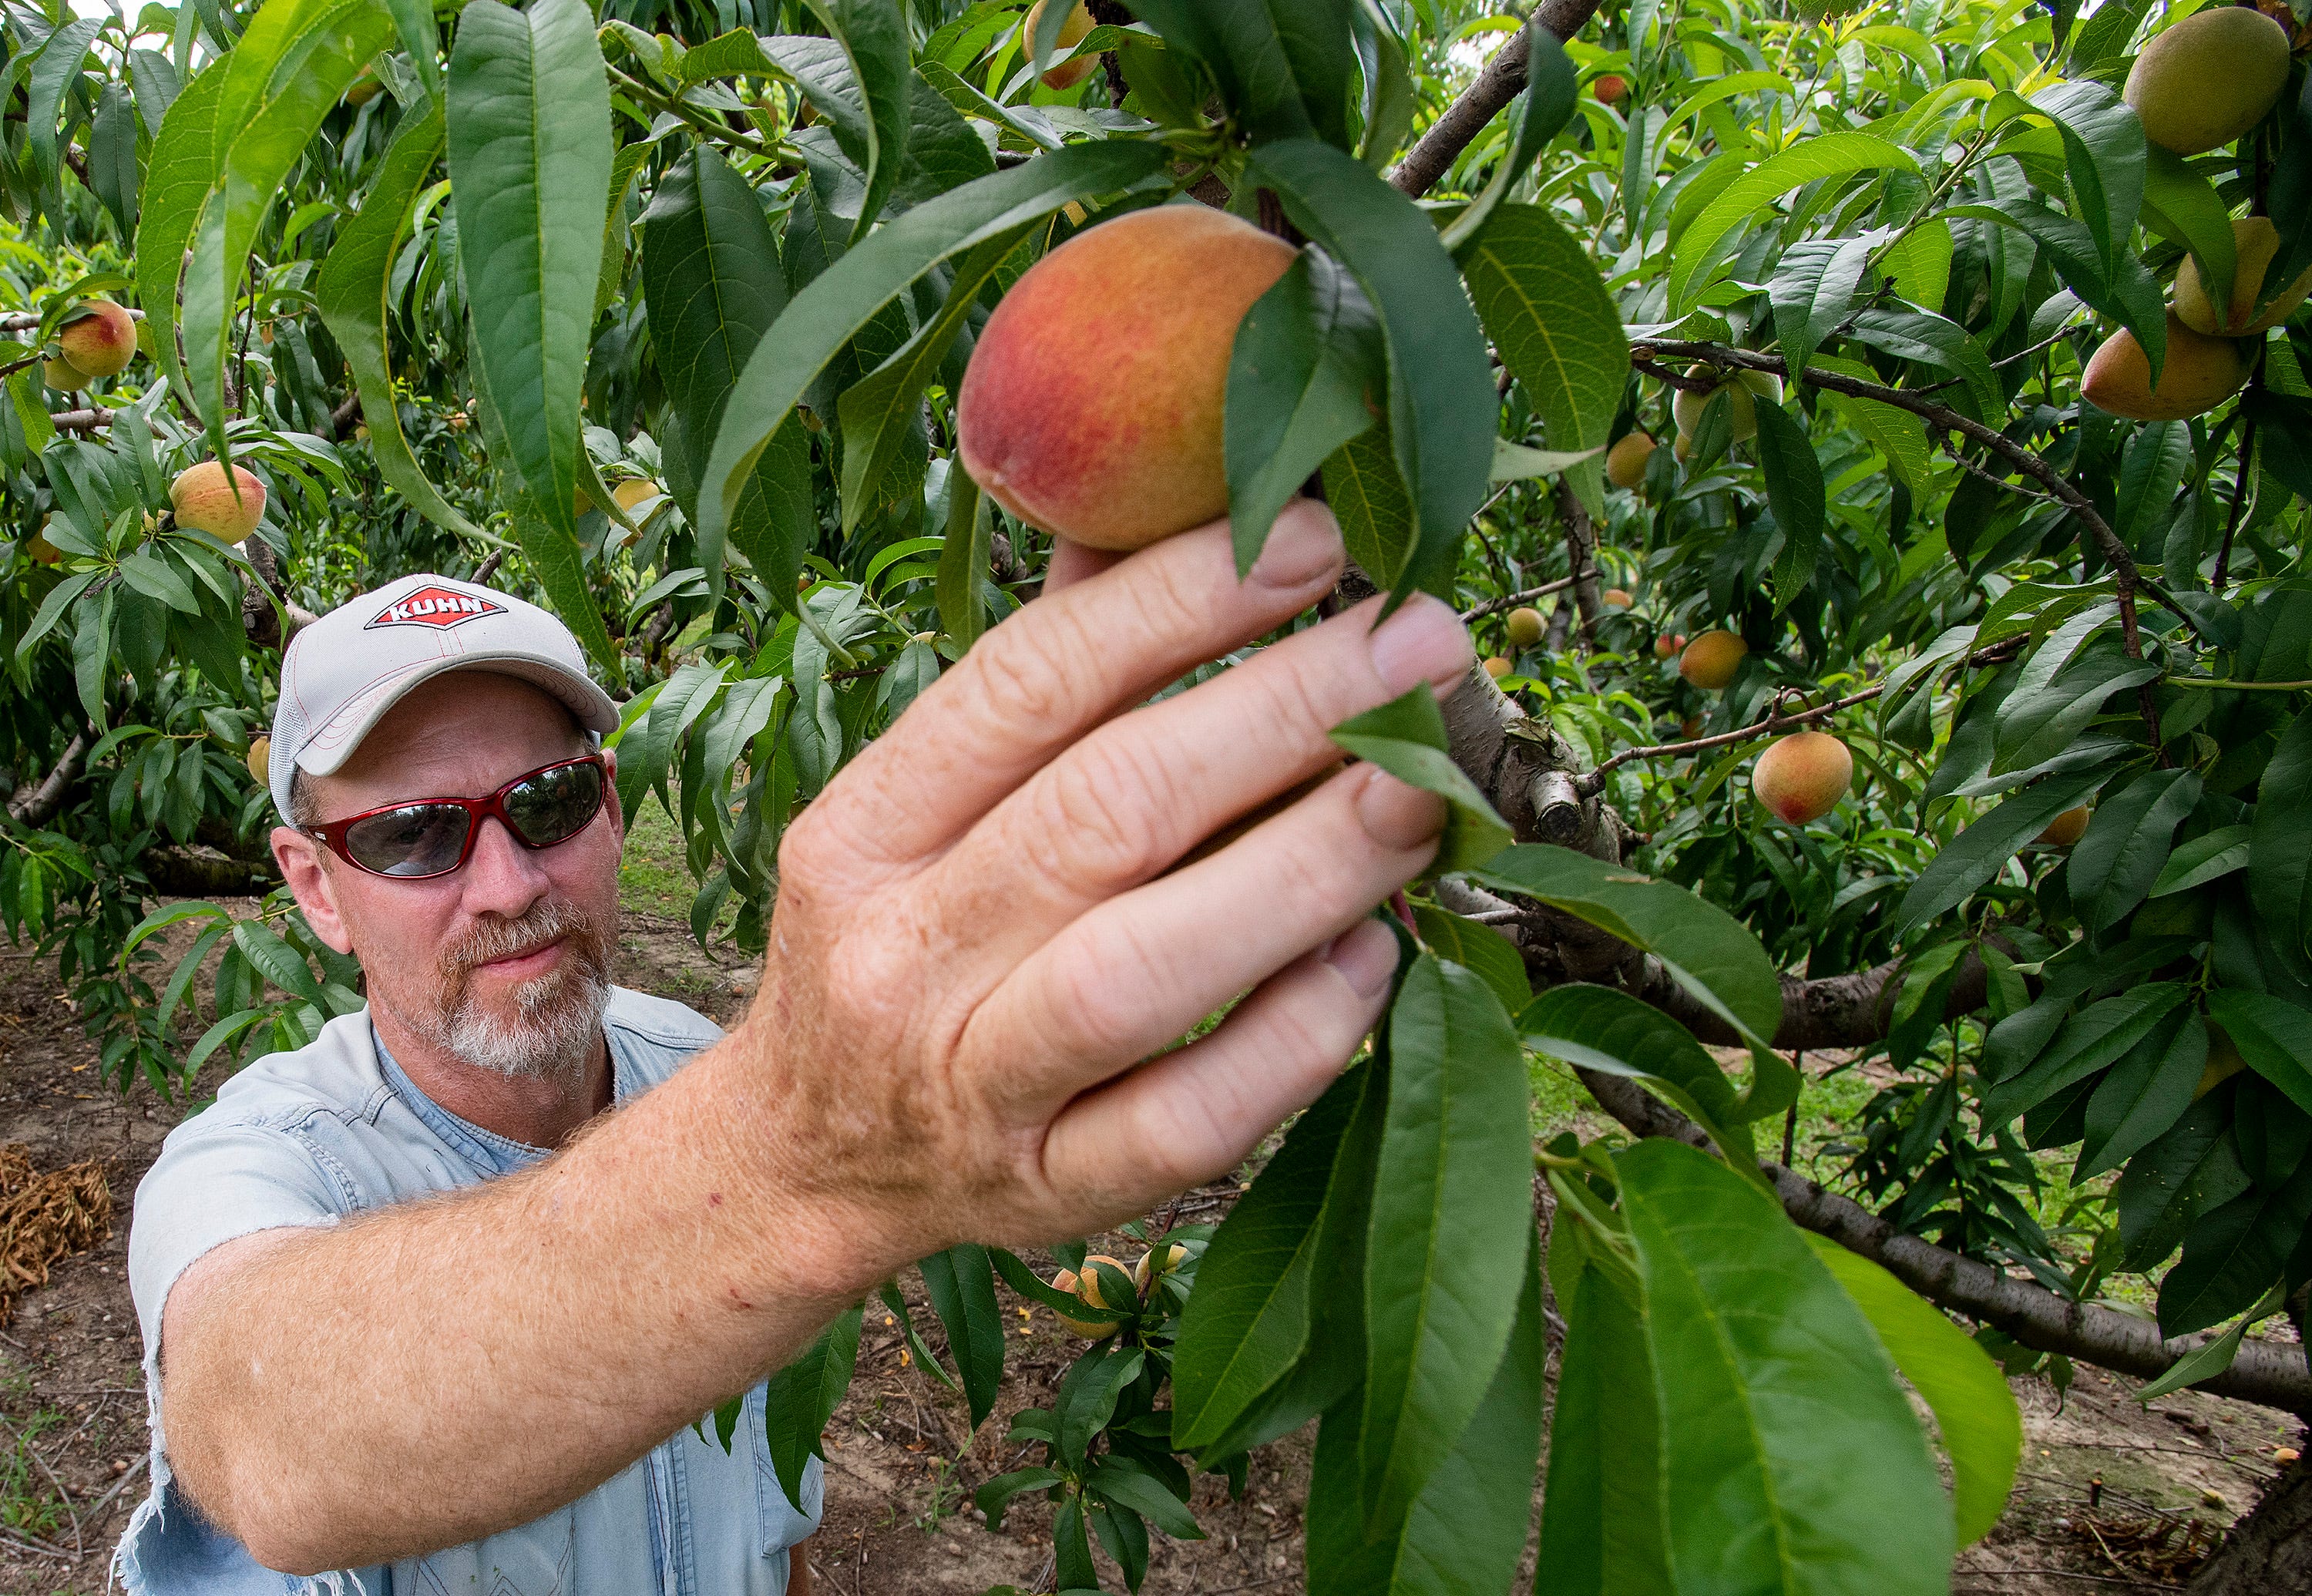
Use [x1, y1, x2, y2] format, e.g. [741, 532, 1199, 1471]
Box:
[0, 904, 2300, 1594]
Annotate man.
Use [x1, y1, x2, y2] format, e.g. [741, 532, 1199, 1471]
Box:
[120, 500, 1468, 1592]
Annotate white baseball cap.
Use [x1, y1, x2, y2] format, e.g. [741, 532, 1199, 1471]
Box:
[268, 573, 620, 818]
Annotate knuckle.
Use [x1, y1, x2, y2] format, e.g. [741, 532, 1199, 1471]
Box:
[1029, 737, 1178, 889]
[966, 608, 1096, 742]
[1042, 920, 1162, 1060]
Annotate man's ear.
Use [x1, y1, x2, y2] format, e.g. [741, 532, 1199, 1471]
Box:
[600, 748, 624, 842]
[271, 827, 355, 955]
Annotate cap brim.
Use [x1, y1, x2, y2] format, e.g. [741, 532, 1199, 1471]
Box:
[293, 654, 622, 780]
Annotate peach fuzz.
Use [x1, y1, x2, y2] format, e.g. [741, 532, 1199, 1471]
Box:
[1679, 630, 1748, 689]
[956, 205, 1298, 552]
[171, 460, 267, 543]
[1752, 731, 1852, 825]
[57, 301, 136, 378]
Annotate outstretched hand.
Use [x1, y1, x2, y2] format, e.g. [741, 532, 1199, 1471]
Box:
[736, 499, 1473, 1297]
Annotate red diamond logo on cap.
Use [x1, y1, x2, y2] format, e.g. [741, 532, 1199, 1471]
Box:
[365, 586, 507, 631]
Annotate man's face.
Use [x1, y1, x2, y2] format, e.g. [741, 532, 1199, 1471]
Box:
[271, 672, 626, 1086]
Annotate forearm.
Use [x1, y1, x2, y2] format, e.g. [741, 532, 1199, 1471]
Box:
[166, 1024, 879, 1574]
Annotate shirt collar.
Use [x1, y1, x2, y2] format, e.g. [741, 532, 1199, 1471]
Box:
[371, 1025, 617, 1177]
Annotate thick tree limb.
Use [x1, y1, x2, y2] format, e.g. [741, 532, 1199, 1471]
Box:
[1388, 1, 1605, 199]
[1577, 1068, 2312, 1418]
[142, 845, 280, 897]
[5, 727, 92, 828]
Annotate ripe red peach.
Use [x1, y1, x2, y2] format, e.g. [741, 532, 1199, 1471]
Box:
[956, 206, 1298, 552]
[1655, 631, 1685, 660]
[57, 301, 136, 379]
[1752, 731, 1852, 825]
[1592, 74, 1628, 105]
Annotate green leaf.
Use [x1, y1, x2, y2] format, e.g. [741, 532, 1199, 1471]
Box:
[2157, 1163, 2312, 1337]
[1535, 1256, 1672, 1595]
[917, 1244, 1003, 1430]
[2076, 1002, 2203, 1181]
[25, 18, 102, 208]
[1172, 1071, 1357, 1451]
[1752, 399, 1826, 614]
[1469, 844, 1784, 1047]
[87, 82, 142, 239]
[1460, 203, 1629, 518]
[2141, 145, 2236, 314]
[638, 144, 813, 606]
[1086, 1457, 1201, 1542]
[1436, 28, 1575, 254]
[1410, 905, 1528, 1015]
[2205, 990, 2312, 1121]
[762, 1303, 861, 1504]
[2249, 708, 2312, 989]
[185, 0, 397, 457]
[385, 0, 442, 99]
[1893, 767, 2112, 939]
[1224, 247, 1380, 576]
[975, 1466, 1063, 1532]
[803, 0, 911, 240]
[1847, 307, 2001, 425]
[1358, 953, 1534, 1527]
[2136, 1284, 2289, 1403]
[135, 59, 227, 409]
[1803, 1236, 2021, 1547]
[314, 101, 480, 542]
[1304, 1238, 1544, 1596]
[1981, 983, 2191, 1124]
[1669, 133, 1920, 313]
[1244, 139, 1495, 613]
[2030, 79, 2144, 284]
[2115, 1091, 2251, 1273]
[449, 0, 613, 546]
[2069, 766, 2204, 936]
[1619, 1140, 1953, 1595]
[1127, 1, 1354, 146]
[1770, 235, 1877, 383]
[1321, 422, 1413, 584]
[1328, 687, 1512, 875]
[2149, 824, 2250, 898]
[839, 227, 1027, 533]
[230, 922, 323, 1005]
[700, 142, 1168, 556]
[1519, 984, 1758, 1169]
[936, 471, 992, 651]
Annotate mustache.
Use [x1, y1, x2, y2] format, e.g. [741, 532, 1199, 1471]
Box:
[440, 899, 603, 982]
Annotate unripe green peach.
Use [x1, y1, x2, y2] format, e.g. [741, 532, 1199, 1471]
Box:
[2176, 217, 2312, 338]
[42, 357, 88, 391]
[1606, 430, 1655, 489]
[2082, 314, 2251, 422]
[1655, 631, 1685, 660]
[1483, 655, 1513, 680]
[1752, 731, 1853, 825]
[1050, 1253, 1131, 1337]
[2035, 806, 2090, 848]
[1025, 0, 1097, 90]
[1679, 630, 1748, 689]
[2124, 7, 2292, 156]
[246, 735, 271, 789]
[1601, 587, 1633, 609]
[2196, 1017, 2246, 1100]
[957, 206, 1299, 552]
[1672, 370, 1783, 443]
[170, 460, 267, 543]
[1506, 606, 1544, 648]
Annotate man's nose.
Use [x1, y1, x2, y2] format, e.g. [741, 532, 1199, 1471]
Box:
[458, 815, 553, 920]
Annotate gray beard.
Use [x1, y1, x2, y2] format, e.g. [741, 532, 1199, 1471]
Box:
[387, 899, 615, 1087]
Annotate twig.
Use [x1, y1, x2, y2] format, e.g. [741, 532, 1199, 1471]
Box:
[472, 549, 506, 587]
[1581, 684, 1888, 788]
[45, 408, 113, 432]
[1952, 1575, 2181, 1591]
[0, 1526, 72, 1562]
[80, 1453, 146, 1521]
[0, 310, 144, 334]
[1461, 571, 1589, 620]
[608, 66, 781, 162]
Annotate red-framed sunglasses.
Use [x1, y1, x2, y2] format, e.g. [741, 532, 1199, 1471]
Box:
[301, 755, 609, 880]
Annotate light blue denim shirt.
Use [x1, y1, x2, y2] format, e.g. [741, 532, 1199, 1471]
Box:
[117, 986, 822, 1594]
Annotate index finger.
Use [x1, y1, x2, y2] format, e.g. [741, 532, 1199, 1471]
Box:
[793, 500, 1346, 875]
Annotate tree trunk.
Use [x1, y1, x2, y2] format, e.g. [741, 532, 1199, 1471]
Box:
[1554, 481, 1603, 651]
[5, 726, 92, 828]
[2187, 1457, 2312, 1594]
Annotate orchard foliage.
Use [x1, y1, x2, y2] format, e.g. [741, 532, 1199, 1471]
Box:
[0, 0, 2309, 1591]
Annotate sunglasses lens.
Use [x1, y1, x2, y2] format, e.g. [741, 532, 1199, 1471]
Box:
[342, 804, 474, 878]
[504, 761, 604, 849]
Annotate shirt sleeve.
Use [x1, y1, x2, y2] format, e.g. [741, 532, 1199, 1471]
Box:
[126, 1114, 347, 1376]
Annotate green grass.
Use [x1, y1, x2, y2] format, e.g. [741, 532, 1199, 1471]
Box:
[618, 796, 711, 922]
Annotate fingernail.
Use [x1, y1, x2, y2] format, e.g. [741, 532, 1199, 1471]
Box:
[1367, 594, 1474, 696]
[1248, 500, 1345, 590]
[1325, 918, 1399, 1000]
[1356, 766, 1448, 852]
